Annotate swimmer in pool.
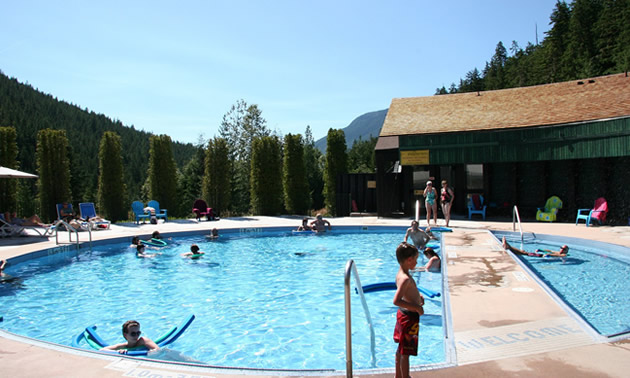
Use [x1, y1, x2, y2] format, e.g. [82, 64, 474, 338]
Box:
[206, 228, 219, 240]
[181, 244, 204, 259]
[414, 248, 441, 272]
[101, 320, 159, 354]
[310, 214, 331, 232]
[502, 237, 569, 257]
[297, 217, 312, 231]
[403, 220, 431, 250]
[136, 244, 157, 258]
[130, 236, 141, 248]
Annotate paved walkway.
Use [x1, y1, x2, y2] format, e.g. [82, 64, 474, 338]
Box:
[1, 215, 630, 377]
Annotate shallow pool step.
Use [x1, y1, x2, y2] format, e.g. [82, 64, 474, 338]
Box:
[455, 316, 596, 365]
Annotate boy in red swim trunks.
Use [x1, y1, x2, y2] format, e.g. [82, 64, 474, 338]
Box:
[393, 242, 424, 378]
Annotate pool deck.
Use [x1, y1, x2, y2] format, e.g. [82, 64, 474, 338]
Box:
[1, 215, 630, 377]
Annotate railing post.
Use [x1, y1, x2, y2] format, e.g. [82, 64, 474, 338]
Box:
[344, 259, 354, 377]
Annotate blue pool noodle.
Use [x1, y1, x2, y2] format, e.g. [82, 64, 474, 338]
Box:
[358, 282, 441, 298]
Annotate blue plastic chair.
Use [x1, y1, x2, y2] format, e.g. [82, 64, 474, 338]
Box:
[147, 200, 168, 222]
[131, 201, 150, 224]
[467, 194, 487, 220]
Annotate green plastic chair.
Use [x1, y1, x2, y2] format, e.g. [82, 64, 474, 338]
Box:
[536, 196, 562, 222]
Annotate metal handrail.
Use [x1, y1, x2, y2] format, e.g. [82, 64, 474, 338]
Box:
[54, 219, 92, 246]
[415, 199, 420, 222]
[344, 259, 376, 377]
[512, 205, 524, 242]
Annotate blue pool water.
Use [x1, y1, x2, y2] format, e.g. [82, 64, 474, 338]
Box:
[494, 231, 630, 337]
[0, 228, 448, 371]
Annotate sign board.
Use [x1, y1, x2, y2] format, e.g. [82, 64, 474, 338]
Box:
[367, 180, 376, 189]
[400, 150, 429, 165]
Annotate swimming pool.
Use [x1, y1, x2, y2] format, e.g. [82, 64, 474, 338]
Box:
[492, 231, 630, 338]
[0, 227, 452, 372]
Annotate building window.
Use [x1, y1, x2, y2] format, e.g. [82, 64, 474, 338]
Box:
[466, 164, 483, 190]
[413, 169, 431, 190]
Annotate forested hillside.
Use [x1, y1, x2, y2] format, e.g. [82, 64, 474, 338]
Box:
[438, 0, 630, 94]
[0, 72, 197, 209]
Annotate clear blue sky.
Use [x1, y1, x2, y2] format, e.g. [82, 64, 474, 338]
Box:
[1, 0, 558, 144]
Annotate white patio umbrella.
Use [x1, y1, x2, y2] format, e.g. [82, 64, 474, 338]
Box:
[0, 166, 38, 178]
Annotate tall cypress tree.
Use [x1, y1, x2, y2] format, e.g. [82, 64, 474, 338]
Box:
[303, 126, 325, 211]
[202, 137, 231, 217]
[147, 134, 178, 215]
[97, 131, 126, 222]
[0, 127, 19, 212]
[283, 133, 310, 214]
[324, 129, 348, 216]
[250, 136, 283, 215]
[36, 129, 71, 222]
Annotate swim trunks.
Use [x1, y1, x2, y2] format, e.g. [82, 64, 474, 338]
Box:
[393, 309, 420, 356]
[527, 252, 544, 257]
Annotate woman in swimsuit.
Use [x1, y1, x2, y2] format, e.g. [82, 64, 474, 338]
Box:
[440, 180, 455, 227]
[423, 180, 438, 226]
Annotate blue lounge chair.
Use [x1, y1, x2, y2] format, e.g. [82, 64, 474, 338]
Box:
[147, 200, 168, 222]
[79, 203, 111, 230]
[131, 201, 150, 224]
[467, 194, 487, 220]
[56, 203, 89, 231]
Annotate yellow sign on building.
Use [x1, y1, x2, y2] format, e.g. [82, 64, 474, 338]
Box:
[400, 150, 429, 165]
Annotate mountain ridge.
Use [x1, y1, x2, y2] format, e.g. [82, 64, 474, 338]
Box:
[315, 108, 387, 153]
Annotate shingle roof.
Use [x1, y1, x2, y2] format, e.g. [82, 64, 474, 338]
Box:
[380, 73, 630, 137]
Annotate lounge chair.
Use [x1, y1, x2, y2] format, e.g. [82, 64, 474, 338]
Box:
[467, 194, 487, 220]
[0, 213, 55, 237]
[536, 196, 562, 222]
[0, 213, 24, 237]
[192, 199, 214, 221]
[576, 197, 608, 227]
[56, 203, 89, 231]
[131, 201, 151, 224]
[79, 203, 111, 230]
[147, 200, 168, 222]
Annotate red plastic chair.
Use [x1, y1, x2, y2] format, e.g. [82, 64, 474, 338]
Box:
[575, 197, 608, 227]
[192, 199, 214, 221]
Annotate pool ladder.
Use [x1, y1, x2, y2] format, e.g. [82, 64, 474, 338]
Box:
[344, 259, 376, 377]
[513, 205, 524, 242]
[54, 219, 92, 246]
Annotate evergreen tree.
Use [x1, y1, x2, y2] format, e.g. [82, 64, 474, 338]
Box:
[178, 141, 206, 217]
[324, 129, 348, 216]
[97, 131, 126, 222]
[0, 127, 19, 212]
[250, 136, 283, 215]
[218, 99, 271, 214]
[147, 134, 178, 216]
[564, 0, 603, 78]
[545, 0, 572, 81]
[36, 129, 71, 222]
[283, 133, 310, 214]
[202, 137, 231, 217]
[348, 136, 377, 173]
[303, 126, 324, 211]
[483, 42, 508, 90]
